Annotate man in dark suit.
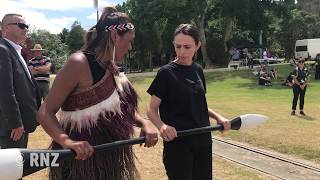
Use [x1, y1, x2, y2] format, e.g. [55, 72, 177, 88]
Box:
[0, 14, 39, 149]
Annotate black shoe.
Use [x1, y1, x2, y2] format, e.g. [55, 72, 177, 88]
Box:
[291, 111, 295, 115]
[300, 111, 306, 116]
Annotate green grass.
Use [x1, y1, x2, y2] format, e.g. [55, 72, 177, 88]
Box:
[42, 64, 318, 179]
[130, 64, 320, 163]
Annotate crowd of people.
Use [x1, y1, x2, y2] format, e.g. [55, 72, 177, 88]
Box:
[229, 47, 278, 69]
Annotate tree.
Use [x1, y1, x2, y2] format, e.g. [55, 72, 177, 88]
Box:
[121, 0, 320, 70]
[59, 28, 69, 44]
[186, 0, 212, 67]
[298, 0, 320, 16]
[66, 21, 85, 53]
[125, 0, 170, 71]
[29, 29, 69, 72]
[268, 0, 320, 58]
[220, 0, 269, 52]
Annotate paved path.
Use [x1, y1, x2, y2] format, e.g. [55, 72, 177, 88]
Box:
[213, 137, 320, 180]
[125, 63, 287, 78]
[126, 66, 252, 78]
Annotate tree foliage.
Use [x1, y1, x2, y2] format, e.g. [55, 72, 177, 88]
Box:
[29, 29, 69, 72]
[66, 21, 85, 53]
[59, 28, 69, 44]
[20, 0, 320, 71]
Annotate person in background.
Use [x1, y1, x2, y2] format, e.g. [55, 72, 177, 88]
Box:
[21, 36, 33, 62]
[315, 53, 320, 80]
[290, 58, 310, 116]
[259, 71, 272, 86]
[258, 64, 271, 86]
[231, 48, 240, 61]
[28, 44, 52, 101]
[281, 74, 293, 87]
[289, 57, 297, 67]
[263, 48, 268, 64]
[247, 50, 254, 69]
[0, 13, 40, 149]
[270, 67, 278, 80]
[36, 7, 158, 180]
[147, 24, 230, 180]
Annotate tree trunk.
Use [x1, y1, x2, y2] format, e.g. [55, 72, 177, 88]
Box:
[148, 51, 153, 71]
[223, 16, 234, 52]
[196, 15, 210, 68]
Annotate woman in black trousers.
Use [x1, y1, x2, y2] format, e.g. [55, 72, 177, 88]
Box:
[147, 24, 230, 180]
[290, 58, 310, 116]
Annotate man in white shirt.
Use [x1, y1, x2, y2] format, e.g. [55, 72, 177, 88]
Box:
[0, 14, 40, 149]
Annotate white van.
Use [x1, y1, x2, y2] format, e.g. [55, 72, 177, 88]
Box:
[295, 38, 320, 60]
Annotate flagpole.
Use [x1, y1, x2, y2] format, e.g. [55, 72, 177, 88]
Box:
[93, 0, 99, 22]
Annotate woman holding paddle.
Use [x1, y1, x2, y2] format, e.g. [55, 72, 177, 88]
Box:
[37, 6, 158, 180]
[147, 24, 231, 180]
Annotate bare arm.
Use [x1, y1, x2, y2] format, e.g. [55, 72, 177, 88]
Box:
[147, 95, 177, 141]
[28, 65, 37, 75]
[35, 62, 52, 73]
[37, 53, 93, 160]
[135, 111, 158, 147]
[208, 108, 230, 130]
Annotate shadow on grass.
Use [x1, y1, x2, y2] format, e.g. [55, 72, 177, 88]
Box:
[129, 76, 153, 84]
[206, 69, 294, 90]
[205, 64, 319, 91]
[130, 64, 319, 91]
[296, 115, 316, 121]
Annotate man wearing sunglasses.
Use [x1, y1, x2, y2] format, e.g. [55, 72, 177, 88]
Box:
[0, 14, 39, 149]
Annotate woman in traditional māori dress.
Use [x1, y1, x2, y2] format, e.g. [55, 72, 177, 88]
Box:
[37, 7, 158, 180]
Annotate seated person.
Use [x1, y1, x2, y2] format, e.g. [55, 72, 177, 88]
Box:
[270, 67, 278, 80]
[259, 69, 272, 86]
[230, 48, 240, 61]
[281, 75, 293, 87]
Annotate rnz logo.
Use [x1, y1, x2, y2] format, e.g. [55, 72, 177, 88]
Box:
[29, 153, 59, 167]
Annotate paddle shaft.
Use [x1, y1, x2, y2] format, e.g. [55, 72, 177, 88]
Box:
[22, 117, 240, 177]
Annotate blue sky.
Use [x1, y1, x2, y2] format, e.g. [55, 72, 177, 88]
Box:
[0, 0, 126, 34]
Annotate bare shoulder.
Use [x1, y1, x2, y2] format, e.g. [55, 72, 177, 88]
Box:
[54, 52, 90, 79]
[43, 52, 90, 111]
[52, 51, 93, 93]
[67, 52, 89, 66]
[59, 52, 89, 74]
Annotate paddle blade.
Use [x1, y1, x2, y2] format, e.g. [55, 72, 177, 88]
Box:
[0, 149, 23, 180]
[239, 114, 268, 129]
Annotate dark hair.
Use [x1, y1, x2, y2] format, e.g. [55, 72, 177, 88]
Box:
[174, 24, 200, 45]
[83, 7, 133, 73]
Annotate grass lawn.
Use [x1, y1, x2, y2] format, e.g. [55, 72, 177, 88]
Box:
[26, 64, 320, 179]
[135, 64, 320, 162]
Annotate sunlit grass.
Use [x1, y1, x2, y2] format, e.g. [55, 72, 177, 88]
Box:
[131, 64, 320, 162]
[26, 64, 320, 179]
